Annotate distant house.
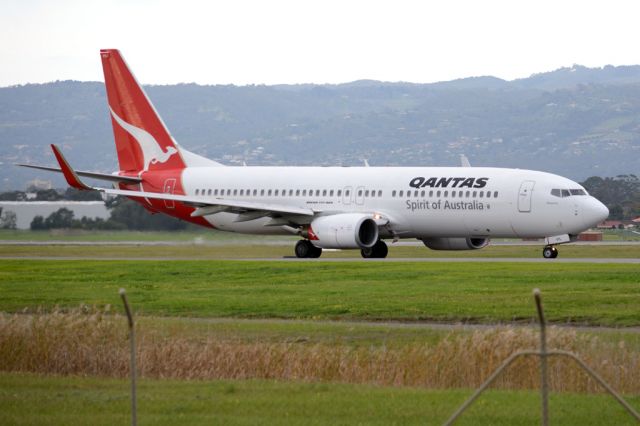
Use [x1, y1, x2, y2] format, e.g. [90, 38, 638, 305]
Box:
[0, 201, 109, 230]
[597, 220, 624, 229]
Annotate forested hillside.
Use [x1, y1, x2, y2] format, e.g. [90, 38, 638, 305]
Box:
[2, 64, 640, 190]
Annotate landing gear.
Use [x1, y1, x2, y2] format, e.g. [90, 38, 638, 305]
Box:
[295, 240, 322, 258]
[361, 240, 388, 259]
[542, 245, 558, 259]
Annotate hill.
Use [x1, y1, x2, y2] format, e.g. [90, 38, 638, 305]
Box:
[1, 64, 640, 190]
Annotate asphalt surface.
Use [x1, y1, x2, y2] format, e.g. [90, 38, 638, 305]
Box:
[1, 256, 639, 263]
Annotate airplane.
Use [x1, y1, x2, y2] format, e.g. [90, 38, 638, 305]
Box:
[19, 49, 609, 259]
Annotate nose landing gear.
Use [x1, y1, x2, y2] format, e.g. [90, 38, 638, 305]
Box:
[542, 245, 558, 259]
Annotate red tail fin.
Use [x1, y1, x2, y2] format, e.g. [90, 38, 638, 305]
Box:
[100, 49, 185, 173]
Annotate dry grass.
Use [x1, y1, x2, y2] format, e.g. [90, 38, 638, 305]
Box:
[1, 308, 639, 393]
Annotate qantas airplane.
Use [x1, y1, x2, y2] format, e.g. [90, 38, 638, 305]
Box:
[20, 49, 609, 259]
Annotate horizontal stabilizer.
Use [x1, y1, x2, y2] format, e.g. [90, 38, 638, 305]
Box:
[17, 164, 142, 184]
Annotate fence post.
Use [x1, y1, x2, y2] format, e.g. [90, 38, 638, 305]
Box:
[533, 288, 549, 426]
[119, 288, 137, 426]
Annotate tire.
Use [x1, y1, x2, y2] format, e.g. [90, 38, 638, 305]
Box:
[372, 240, 388, 258]
[551, 247, 559, 258]
[295, 240, 311, 258]
[361, 247, 373, 258]
[542, 246, 555, 259]
[361, 240, 388, 259]
[309, 245, 323, 258]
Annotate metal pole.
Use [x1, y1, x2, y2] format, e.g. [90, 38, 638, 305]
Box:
[533, 289, 549, 426]
[119, 288, 137, 426]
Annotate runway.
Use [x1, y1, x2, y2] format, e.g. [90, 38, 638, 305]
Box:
[1, 256, 639, 263]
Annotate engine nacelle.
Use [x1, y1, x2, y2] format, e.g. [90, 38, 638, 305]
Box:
[421, 237, 489, 251]
[309, 214, 378, 249]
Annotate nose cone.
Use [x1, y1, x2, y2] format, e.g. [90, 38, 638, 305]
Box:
[584, 198, 609, 228]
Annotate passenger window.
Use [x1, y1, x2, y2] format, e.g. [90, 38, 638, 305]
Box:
[227, 189, 231, 196]
[429, 190, 434, 197]
[268, 189, 272, 196]
[315, 190, 320, 196]
[472, 191, 477, 197]
[214, 189, 218, 196]
[399, 190, 404, 197]
[378, 190, 382, 197]
[451, 191, 456, 198]
[346, 190, 350, 196]
[296, 189, 300, 196]
[302, 190, 307, 196]
[195, 189, 199, 195]
[274, 190, 279, 196]
[392, 190, 396, 197]
[323, 190, 327, 196]
[365, 190, 369, 197]
[436, 190, 441, 197]
[371, 191, 375, 198]
[358, 190, 363, 196]
[444, 191, 448, 197]
[459, 191, 463, 197]
[337, 190, 342, 197]
[479, 191, 483, 198]
[493, 191, 498, 198]
[421, 190, 425, 197]
[330, 190, 334, 196]
[239, 189, 244, 196]
[466, 191, 470, 197]
[260, 189, 265, 196]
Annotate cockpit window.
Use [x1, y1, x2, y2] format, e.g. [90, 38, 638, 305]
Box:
[551, 188, 587, 198]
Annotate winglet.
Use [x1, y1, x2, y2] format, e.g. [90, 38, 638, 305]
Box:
[50, 144, 92, 190]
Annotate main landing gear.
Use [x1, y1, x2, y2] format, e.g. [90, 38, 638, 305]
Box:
[361, 240, 388, 259]
[295, 240, 322, 258]
[542, 245, 559, 259]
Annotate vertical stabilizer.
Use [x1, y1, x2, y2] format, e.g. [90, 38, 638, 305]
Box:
[100, 49, 185, 173]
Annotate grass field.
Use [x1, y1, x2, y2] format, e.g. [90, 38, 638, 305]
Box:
[2, 242, 640, 259]
[1, 259, 639, 325]
[2, 241, 639, 424]
[1, 373, 639, 425]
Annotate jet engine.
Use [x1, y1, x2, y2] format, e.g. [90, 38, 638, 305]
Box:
[421, 237, 489, 250]
[308, 214, 378, 249]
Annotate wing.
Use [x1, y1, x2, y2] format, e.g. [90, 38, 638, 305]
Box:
[37, 144, 314, 220]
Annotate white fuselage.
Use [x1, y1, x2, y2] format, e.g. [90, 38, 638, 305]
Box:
[181, 166, 608, 240]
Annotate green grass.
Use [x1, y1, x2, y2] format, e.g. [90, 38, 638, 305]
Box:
[2, 242, 640, 259]
[1, 260, 639, 325]
[1, 373, 638, 425]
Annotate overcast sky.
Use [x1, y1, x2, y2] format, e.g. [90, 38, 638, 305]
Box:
[2, 0, 640, 87]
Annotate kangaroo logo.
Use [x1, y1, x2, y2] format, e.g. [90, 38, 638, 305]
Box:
[110, 107, 178, 172]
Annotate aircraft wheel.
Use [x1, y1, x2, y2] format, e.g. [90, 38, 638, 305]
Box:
[309, 245, 323, 258]
[295, 240, 313, 258]
[542, 246, 557, 259]
[361, 247, 373, 258]
[361, 240, 388, 259]
[373, 240, 388, 258]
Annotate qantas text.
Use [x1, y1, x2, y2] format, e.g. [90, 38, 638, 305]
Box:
[409, 177, 489, 189]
